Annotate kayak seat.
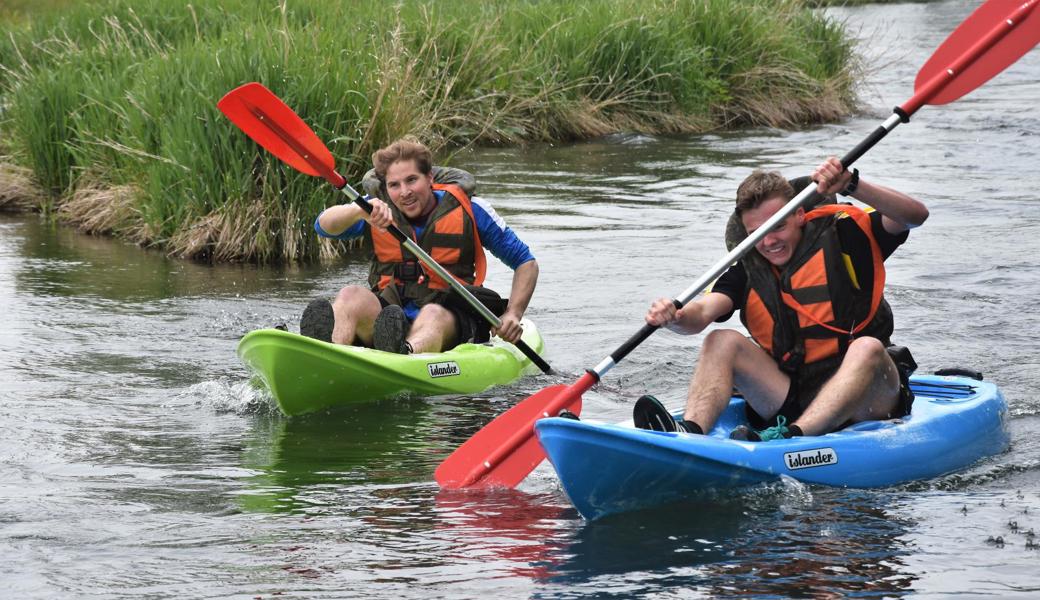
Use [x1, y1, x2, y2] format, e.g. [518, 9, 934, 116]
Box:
[933, 367, 983, 380]
[843, 419, 898, 432]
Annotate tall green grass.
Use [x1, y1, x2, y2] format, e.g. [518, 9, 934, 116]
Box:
[0, 0, 857, 262]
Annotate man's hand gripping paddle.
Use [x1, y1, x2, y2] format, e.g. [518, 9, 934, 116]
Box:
[217, 83, 553, 375]
[434, 0, 1040, 490]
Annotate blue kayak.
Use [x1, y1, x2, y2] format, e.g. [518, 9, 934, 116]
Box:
[535, 374, 1009, 521]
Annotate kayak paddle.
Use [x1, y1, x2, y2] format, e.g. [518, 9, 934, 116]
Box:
[434, 0, 1040, 489]
[217, 82, 553, 375]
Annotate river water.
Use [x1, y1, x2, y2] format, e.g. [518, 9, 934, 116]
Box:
[3, 2, 1040, 598]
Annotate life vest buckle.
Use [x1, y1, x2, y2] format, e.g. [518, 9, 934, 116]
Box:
[394, 261, 425, 283]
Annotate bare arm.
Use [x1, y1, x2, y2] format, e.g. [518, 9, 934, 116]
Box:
[494, 259, 538, 343]
[851, 179, 930, 234]
[316, 198, 394, 235]
[813, 157, 929, 234]
[645, 291, 735, 335]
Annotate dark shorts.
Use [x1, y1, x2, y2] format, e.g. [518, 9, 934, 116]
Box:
[379, 286, 507, 348]
[746, 345, 917, 430]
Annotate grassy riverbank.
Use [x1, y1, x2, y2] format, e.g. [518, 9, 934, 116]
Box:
[0, 0, 857, 262]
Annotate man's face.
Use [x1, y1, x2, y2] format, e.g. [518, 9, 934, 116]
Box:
[385, 159, 435, 221]
[741, 196, 804, 267]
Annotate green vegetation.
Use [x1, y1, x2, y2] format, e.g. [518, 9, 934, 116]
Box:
[808, 0, 924, 6]
[0, 0, 70, 23]
[0, 0, 858, 262]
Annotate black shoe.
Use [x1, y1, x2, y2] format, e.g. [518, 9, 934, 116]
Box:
[557, 410, 580, 420]
[300, 298, 334, 343]
[634, 395, 683, 432]
[373, 304, 409, 354]
[729, 425, 762, 441]
[730, 417, 797, 442]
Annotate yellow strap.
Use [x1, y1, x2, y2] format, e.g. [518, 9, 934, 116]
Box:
[842, 253, 860, 290]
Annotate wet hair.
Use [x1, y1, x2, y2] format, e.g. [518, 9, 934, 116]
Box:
[735, 169, 794, 216]
[372, 138, 433, 179]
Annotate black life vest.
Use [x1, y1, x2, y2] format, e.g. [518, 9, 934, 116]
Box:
[732, 204, 895, 384]
[365, 184, 487, 306]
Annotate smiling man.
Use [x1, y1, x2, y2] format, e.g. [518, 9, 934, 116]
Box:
[633, 157, 929, 441]
[302, 138, 538, 354]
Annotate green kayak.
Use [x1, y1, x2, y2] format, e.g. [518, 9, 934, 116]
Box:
[238, 319, 546, 415]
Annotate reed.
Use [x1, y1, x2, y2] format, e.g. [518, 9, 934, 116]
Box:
[0, 161, 43, 212]
[0, 0, 856, 262]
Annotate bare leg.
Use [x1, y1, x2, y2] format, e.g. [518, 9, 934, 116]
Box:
[793, 337, 901, 436]
[684, 329, 790, 431]
[407, 303, 458, 353]
[331, 285, 382, 346]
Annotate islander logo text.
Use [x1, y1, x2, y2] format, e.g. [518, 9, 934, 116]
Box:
[783, 448, 838, 470]
[427, 361, 461, 378]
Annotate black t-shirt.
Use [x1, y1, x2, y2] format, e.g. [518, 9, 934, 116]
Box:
[712, 211, 909, 321]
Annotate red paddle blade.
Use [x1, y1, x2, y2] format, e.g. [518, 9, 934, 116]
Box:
[906, 0, 1040, 113]
[217, 82, 344, 186]
[435, 378, 590, 489]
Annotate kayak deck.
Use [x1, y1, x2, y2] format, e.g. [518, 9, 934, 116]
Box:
[238, 318, 545, 416]
[535, 374, 1009, 521]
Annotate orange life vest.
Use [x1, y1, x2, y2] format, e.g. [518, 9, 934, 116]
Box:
[365, 183, 487, 303]
[739, 204, 894, 380]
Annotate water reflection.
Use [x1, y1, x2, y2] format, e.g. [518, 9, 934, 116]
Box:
[418, 481, 919, 598]
[705, 492, 916, 598]
[3, 213, 332, 301]
[238, 398, 439, 514]
[234, 388, 573, 513]
[533, 487, 916, 598]
[435, 489, 573, 580]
